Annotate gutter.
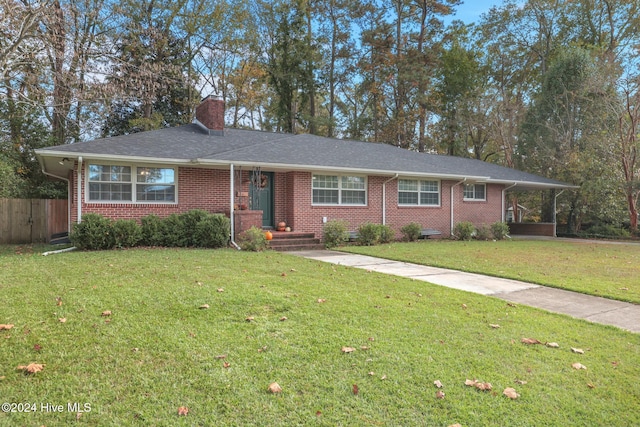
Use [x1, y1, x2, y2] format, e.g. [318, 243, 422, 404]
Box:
[229, 164, 240, 250]
[553, 189, 566, 237]
[382, 174, 399, 225]
[77, 157, 83, 223]
[501, 183, 518, 223]
[450, 178, 466, 234]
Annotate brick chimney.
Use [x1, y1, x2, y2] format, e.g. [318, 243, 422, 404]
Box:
[195, 95, 225, 136]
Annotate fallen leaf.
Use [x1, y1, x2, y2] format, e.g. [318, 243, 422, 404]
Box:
[16, 363, 44, 374]
[465, 379, 492, 391]
[76, 412, 83, 421]
[58, 318, 67, 323]
[461, 304, 467, 309]
[177, 406, 189, 416]
[368, 371, 375, 376]
[223, 362, 230, 368]
[33, 344, 42, 351]
[360, 345, 369, 351]
[215, 354, 227, 359]
[281, 273, 287, 277]
[317, 298, 327, 303]
[104, 318, 111, 324]
[521, 338, 541, 345]
[619, 287, 629, 291]
[489, 324, 501, 329]
[514, 379, 527, 385]
[341, 346, 356, 353]
[503, 387, 520, 399]
[290, 268, 297, 272]
[476, 382, 492, 391]
[572, 362, 587, 370]
[268, 382, 282, 393]
[316, 410, 322, 416]
[587, 383, 596, 389]
[433, 380, 443, 388]
[56, 297, 63, 306]
[101, 310, 112, 317]
[217, 288, 224, 292]
[448, 424, 463, 427]
[368, 337, 375, 341]
[380, 375, 387, 380]
[0, 324, 14, 330]
[199, 304, 210, 309]
[436, 390, 445, 399]
[352, 384, 359, 395]
[546, 342, 560, 348]
[571, 347, 584, 354]
[280, 316, 288, 321]
[245, 316, 255, 322]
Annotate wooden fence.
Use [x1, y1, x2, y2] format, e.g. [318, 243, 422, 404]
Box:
[0, 199, 68, 244]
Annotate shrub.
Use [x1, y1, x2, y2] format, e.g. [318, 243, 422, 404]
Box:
[323, 220, 349, 248]
[160, 214, 186, 247]
[180, 209, 211, 246]
[113, 219, 142, 248]
[70, 214, 115, 250]
[491, 221, 510, 240]
[582, 224, 631, 239]
[140, 214, 164, 246]
[401, 222, 422, 242]
[378, 224, 395, 243]
[475, 224, 492, 241]
[193, 214, 230, 248]
[357, 222, 381, 246]
[452, 221, 475, 241]
[237, 226, 269, 251]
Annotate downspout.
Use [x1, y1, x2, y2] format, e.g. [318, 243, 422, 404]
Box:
[501, 183, 517, 223]
[553, 189, 565, 237]
[229, 164, 240, 250]
[77, 157, 83, 223]
[450, 178, 466, 235]
[41, 169, 71, 233]
[382, 174, 399, 225]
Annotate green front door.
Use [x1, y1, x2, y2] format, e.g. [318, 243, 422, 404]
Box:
[250, 172, 274, 228]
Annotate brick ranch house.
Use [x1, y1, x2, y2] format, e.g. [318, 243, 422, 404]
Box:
[35, 96, 573, 245]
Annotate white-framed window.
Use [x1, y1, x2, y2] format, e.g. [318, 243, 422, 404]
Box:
[88, 164, 176, 203]
[312, 174, 366, 205]
[463, 183, 486, 201]
[398, 179, 440, 206]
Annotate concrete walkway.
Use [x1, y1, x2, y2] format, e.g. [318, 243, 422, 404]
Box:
[291, 250, 640, 334]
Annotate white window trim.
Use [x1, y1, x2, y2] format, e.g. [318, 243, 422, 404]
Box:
[463, 183, 486, 201]
[311, 174, 368, 206]
[85, 163, 178, 204]
[397, 178, 441, 207]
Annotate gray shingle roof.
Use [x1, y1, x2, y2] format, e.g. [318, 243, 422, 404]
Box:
[36, 124, 574, 189]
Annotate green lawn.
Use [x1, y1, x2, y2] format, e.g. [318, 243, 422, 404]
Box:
[340, 238, 640, 304]
[0, 246, 639, 426]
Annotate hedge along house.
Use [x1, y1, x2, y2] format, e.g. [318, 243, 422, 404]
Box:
[36, 96, 574, 245]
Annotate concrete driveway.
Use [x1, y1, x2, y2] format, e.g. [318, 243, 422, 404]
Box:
[292, 250, 640, 334]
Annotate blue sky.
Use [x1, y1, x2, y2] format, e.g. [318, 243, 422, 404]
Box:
[451, 0, 503, 24]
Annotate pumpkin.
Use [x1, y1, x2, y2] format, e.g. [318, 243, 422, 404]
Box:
[264, 231, 273, 240]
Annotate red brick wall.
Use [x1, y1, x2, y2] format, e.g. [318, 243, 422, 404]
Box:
[71, 164, 232, 224]
[71, 163, 505, 240]
[272, 173, 505, 240]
